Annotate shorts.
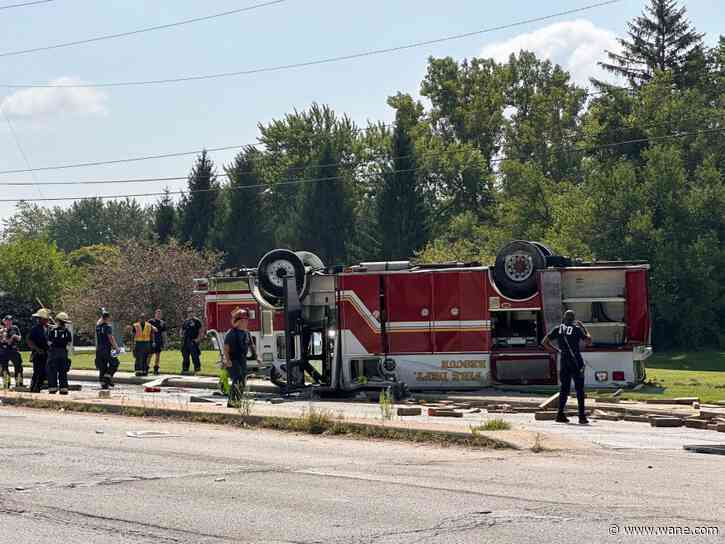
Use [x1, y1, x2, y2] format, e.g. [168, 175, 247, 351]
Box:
[152, 342, 164, 354]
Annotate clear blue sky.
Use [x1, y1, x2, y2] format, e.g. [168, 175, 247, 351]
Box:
[0, 0, 722, 219]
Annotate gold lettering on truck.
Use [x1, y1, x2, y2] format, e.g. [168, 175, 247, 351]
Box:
[441, 360, 486, 369]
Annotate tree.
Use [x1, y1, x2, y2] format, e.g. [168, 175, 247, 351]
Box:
[299, 141, 353, 264]
[46, 198, 150, 252]
[179, 150, 220, 250]
[375, 93, 429, 260]
[598, 0, 704, 87]
[1, 201, 51, 242]
[219, 147, 269, 266]
[62, 240, 222, 338]
[0, 238, 74, 308]
[153, 188, 177, 243]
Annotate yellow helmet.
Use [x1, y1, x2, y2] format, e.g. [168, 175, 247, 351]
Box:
[56, 312, 71, 323]
[32, 308, 51, 319]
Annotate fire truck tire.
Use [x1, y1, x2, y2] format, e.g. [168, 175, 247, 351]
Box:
[257, 249, 306, 300]
[493, 240, 546, 300]
[295, 251, 324, 272]
[529, 241, 553, 257]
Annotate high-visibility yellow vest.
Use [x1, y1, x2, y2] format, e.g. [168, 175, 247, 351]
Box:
[133, 322, 153, 342]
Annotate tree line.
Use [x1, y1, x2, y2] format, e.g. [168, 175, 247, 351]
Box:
[2, 0, 723, 349]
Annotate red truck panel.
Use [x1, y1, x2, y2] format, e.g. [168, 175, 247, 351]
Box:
[339, 274, 382, 354]
[386, 273, 432, 353]
[626, 269, 650, 344]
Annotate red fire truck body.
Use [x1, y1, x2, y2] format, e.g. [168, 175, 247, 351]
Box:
[198, 242, 651, 392]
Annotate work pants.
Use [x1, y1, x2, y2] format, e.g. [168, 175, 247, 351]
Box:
[30, 352, 47, 393]
[134, 341, 151, 375]
[227, 358, 247, 406]
[95, 352, 120, 387]
[181, 341, 201, 372]
[1, 350, 23, 384]
[47, 348, 70, 393]
[558, 358, 586, 417]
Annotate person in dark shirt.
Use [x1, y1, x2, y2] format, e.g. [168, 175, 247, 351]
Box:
[27, 308, 51, 393]
[95, 309, 120, 389]
[224, 308, 256, 408]
[180, 308, 203, 375]
[47, 312, 73, 395]
[543, 310, 592, 424]
[0, 315, 23, 388]
[148, 308, 167, 376]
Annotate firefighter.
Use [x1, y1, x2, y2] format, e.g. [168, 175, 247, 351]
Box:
[129, 314, 157, 377]
[223, 308, 256, 408]
[180, 307, 203, 375]
[95, 309, 120, 389]
[0, 315, 23, 389]
[148, 308, 167, 376]
[27, 308, 50, 393]
[47, 312, 72, 395]
[542, 309, 592, 424]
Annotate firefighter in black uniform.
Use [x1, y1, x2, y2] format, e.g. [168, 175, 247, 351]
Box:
[47, 312, 72, 395]
[95, 309, 120, 389]
[223, 308, 256, 408]
[1, 315, 23, 389]
[148, 308, 167, 376]
[543, 310, 592, 424]
[27, 308, 50, 393]
[180, 308, 203, 375]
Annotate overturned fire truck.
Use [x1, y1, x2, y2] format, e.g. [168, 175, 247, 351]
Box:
[194, 241, 652, 394]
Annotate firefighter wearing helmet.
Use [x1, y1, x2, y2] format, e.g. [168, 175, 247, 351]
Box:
[47, 312, 73, 395]
[223, 308, 256, 408]
[27, 308, 51, 393]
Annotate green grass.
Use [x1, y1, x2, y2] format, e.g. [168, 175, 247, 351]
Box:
[621, 351, 725, 404]
[471, 418, 512, 432]
[21, 349, 222, 377]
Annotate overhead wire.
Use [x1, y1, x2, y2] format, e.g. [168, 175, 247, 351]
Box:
[0, 126, 722, 201]
[0, 85, 644, 177]
[0, 0, 52, 10]
[0, 0, 286, 58]
[0, 0, 622, 88]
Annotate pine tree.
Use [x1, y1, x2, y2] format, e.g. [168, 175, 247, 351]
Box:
[598, 0, 704, 87]
[153, 188, 176, 243]
[220, 147, 269, 266]
[376, 94, 429, 260]
[179, 150, 219, 250]
[299, 141, 352, 265]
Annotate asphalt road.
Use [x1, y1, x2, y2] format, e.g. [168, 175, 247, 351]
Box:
[0, 407, 723, 543]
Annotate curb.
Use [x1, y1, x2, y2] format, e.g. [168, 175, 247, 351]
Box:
[0, 394, 516, 450]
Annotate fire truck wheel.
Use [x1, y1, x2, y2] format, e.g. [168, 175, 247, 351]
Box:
[257, 249, 306, 301]
[493, 240, 546, 300]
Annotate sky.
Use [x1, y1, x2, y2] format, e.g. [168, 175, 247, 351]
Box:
[0, 0, 722, 220]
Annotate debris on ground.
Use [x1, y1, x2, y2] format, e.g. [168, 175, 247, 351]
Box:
[428, 408, 463, 418]
[397, 407, 422, 417]
[538, 393, 560, 410]
[650, 417, 684, 427]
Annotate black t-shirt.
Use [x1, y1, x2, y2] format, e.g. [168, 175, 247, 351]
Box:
[546, 323, 587, 365]
[149, 319, 167, 344]
[224, 328, 252, 362]
[49, 326, 72, 349]
[28, 324, 49, 352]
[96, 323, 113, 354]
[2, 325, 21, 350]
[182, 318, 202, 343]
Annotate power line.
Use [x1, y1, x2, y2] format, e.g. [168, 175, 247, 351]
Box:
[0, 0, 52, 10]
[0, 0, 286, 58]
[0, 100, 44, 198]
[1, 126, 722, 199]
[0, 0, 621, 88]
[0, 84, 637, 177]
[0, 122, 399, 175]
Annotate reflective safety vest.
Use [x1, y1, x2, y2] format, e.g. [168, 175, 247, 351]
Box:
[133, 322, 153, 342]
